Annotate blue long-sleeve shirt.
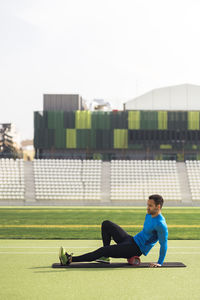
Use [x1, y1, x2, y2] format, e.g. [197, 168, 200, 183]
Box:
[133, 213, 168, 265]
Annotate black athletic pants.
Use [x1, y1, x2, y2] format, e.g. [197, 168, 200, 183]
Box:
[72, 220, 142, 262]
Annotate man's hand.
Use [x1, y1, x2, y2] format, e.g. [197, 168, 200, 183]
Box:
[149, 263, 161, 268]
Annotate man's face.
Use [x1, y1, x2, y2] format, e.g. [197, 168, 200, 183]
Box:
[147, 199, 160, 215]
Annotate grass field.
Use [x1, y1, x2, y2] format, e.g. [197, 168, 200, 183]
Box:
[1, 206, 200, 299]
[0, 207, 200, 239]
[1, 239, 200, 300]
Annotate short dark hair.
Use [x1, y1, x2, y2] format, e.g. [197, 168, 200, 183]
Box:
[149, 194, 164, 208]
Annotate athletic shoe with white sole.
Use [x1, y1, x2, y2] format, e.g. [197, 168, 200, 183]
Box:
[59, 246, 73, 265]
[95, 256, 111, 264]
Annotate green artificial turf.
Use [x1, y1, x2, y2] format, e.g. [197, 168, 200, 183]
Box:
[0, 239, 200, 300]
[0, 207, 200, 239]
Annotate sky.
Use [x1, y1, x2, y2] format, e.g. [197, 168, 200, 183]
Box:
[1, 0, 200, 140]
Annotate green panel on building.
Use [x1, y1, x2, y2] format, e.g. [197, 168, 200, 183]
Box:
[77, 130, 96, 149]
[180, 111, 187, 130]
[90, 130, 96, 149]
[77, 130, 86, 149]
[168, 111, 187, 130]
[66, 129, 77, 148]
[77, 130, 88, 149]
[128, 111, 140, 129]
[102, 129, 113, 149]
[158, 111, 168, 130]
[168, 112, 176, 130]
[92, 112, 110, 129]
[57, 111, 64, 129]
[48, 111, 64, 129]
[114, 129, 128, 149]
[34, 109, 200, 154]
[160, 144, 172, 149]
[188, 111, 200, 130]
[34, 128, 53, 149]
[47, 111, 56, 129]
[111, 111, 128, 129]
[55, 128, 66, 149]
[75, 111, 91, 129]
[96, 130, 113, 149]
[46, 129, 55, 148]
[140, 111, 158, 130]
[64, 111, 75, 128]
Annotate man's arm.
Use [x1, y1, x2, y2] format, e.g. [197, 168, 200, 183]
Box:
[157, 222, 168, 265]
[150, 222, 168, 267]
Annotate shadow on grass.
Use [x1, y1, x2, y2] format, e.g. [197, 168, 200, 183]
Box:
[30, 266, 52, 269]
[29, 266, 123, 273]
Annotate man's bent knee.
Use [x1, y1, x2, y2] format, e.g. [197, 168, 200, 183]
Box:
[101, 220, 112, 228]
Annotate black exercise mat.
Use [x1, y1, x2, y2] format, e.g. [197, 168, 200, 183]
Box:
[52, 262, 186, 268]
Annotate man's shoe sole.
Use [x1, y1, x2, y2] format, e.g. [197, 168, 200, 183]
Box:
[96, 259, 110, 264]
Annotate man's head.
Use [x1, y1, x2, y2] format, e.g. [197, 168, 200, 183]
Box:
[147, 194, 164, 216]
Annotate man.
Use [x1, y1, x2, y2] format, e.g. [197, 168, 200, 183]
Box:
[59, 194, 168, 267]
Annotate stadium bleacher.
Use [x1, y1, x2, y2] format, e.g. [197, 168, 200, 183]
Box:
[1, 158, 200, 204]
[33, 159, 102, 201]
[110, 160, 182, 202]
[82, 160, 102, 201]
[0, 158, 25, 200]
[186, 160, 200, 201]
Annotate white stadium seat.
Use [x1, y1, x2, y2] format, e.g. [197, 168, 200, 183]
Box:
[110, 160, 182, 202]
[1, 158, 195, 204]
[186, 160, 200, 201]
[33, 159, 102, 202]
[0, 159, 25, 201]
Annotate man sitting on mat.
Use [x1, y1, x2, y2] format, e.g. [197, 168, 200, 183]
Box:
[59, 194, 168, 268]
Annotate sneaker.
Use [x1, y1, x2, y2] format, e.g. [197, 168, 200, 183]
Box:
[59, 246, 73, 265]
[96, 256, 111, 264]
